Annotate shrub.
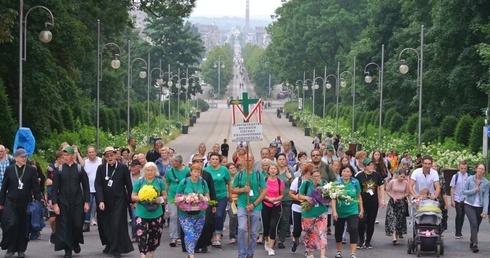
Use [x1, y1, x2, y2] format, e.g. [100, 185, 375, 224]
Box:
[422, 127, 439, 144]
[454, 115, 473, 146]
[406, 113, 418, 135]
[439, 116, 458, 143]
[469, 117, 484, 153]
[383, 108, 397, 128]
[390, 112, 404, 132]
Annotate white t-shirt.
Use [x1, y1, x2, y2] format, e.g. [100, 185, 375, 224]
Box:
[84, 157, 102, 193]
[410, 167, 439, 196]
[289, 177, 302, 213]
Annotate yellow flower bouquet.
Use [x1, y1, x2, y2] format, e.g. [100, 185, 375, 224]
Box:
[138, 185, 159, 211]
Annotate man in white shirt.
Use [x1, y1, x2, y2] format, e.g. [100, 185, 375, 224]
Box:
[82, 146, 102, 232]
[409, 155, 441, 200]
[450, 160, 469, 239]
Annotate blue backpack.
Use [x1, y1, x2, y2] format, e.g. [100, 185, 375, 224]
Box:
[27, 200, 46, 231]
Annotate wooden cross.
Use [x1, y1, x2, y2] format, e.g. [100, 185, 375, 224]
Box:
[230, 92, 260, 116]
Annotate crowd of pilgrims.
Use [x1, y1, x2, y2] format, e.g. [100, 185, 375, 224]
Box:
[0, 136, 487, 258]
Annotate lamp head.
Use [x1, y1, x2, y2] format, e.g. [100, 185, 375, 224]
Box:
[303, 85, 308, 91]
[111, 55, 121, 69]
[139, 68, 147, 79]
[326, 83, 332, 89]
[176, 83, 181, 89]
[168, 81, 173, 87]
[313, 84, 319, 90]
[399, 64, 409, 74]
[340, 80, 347, 87]
[214, 64, 217, 68]
[39, 29, 52, 43]
[364, 75, 373, 84]
[221, 64, 225, 68]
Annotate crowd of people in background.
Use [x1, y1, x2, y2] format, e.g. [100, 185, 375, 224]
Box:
[0, 132, 489, 258]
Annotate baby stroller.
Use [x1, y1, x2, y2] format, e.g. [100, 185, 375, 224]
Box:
[407, 199, 444, 257]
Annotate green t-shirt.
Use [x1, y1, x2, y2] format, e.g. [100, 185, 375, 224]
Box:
[336, 178, 361, 219]
[277, 170, 295, 202]
[133, 178, 166, 219]
[232, 169, 266, 212]
[175, 177, 210, 216]
[299, 179, 328, 218]
[204, 165, 231, 200]
[166, 166, 191, 202]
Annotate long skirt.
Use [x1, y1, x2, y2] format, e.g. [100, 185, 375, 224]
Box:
[179, 214, 205, 255]
[385, 198, 407, 236]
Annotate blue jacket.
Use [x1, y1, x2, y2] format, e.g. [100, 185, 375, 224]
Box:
[462, 175, 489, 214]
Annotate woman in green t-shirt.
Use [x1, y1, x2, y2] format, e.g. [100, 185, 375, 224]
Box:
[131, 162, 167, 258]
[176, 164, 210, 258]
[298, 168, 328, 258]
[332, 165, 363, 258]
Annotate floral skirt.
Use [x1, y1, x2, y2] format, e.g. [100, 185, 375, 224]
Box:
[179, 214, 205, 255]
[302, 213, 327, 252]
[385, 198, 407, 236]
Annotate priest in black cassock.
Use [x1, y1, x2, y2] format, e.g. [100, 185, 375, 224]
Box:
[0, 149, 42, 258]
[52, 145, 90, 258]
[95, 147, 134, 258]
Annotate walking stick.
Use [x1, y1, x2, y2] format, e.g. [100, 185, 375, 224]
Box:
[245, 143, 251, 247]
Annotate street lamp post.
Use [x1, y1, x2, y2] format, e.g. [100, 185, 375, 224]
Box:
[96, 20, 122, 151]
[325, 74, 339, 132]
[364, 44, 385, 150]
[18, 0, 55, 128]
[399, 25, 424, 154]
[168, 73, 181, 123]
[214, 56, 225, 99]
[184, 69, 198, 121]
[150, 65, 166, 133]
[340, 57, 356, 142]
[128, 55, 148, 139]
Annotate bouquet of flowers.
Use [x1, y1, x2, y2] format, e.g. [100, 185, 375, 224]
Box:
[175, 193, 210, 212]
[138, 185, 158, 201]
[301, 181, 357, 212]
[138, 185, 159, 211]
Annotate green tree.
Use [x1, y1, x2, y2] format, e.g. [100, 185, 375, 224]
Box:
[469, 117, 485, 153]
[454, 115, 473, 146]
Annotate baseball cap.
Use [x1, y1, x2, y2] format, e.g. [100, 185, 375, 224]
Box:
[363, 158, 373, 166]
[62, 146, 75, 154]
[326, 145, 335, 151]
[130, 159, 141, 166]
[14, 149, 28, 157]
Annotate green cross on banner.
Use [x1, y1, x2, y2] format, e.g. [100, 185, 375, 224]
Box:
[230, 92, 260, 116]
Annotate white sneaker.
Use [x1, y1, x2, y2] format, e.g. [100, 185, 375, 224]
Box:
[265, 241, 270, 252]
[268, 249, 275, 256]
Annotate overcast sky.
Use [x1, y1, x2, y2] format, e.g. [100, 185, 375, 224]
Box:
[191, 0, 283, 18]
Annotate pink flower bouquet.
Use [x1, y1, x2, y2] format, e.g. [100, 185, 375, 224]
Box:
[175, 193, 209, 212]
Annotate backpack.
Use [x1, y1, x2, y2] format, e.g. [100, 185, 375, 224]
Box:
[237, 170, 261, 189]
[59, 163, 82, 174]
[183, 177, 206, 193]
[27, 200, 46, 231]
[138, 177, 165, 193]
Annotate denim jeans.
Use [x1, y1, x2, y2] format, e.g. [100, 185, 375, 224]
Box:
[167, 203, 180, 239]
[84, 193, 96, 222]
[214, 198, 228, 235]
[237, 208, 260, 258]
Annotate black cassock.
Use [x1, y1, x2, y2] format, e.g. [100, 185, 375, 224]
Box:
[95, 161, 134, 254]
[181, 170, 217, 252]
[0, 164, 42, 253]
[51, 163, 90, 252]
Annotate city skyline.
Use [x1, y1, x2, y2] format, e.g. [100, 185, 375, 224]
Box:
[191, 0, 283, 19]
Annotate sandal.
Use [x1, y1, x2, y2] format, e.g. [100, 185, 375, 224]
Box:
[169, 239, 177, 247]
[392, 239, 398, 245]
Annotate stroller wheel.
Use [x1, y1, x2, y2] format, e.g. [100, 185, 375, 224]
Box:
[440, 239, 444, 255]
[416, 244, 421, 257]
[436, 244, 441, 257]
[407, 238, 413, 254]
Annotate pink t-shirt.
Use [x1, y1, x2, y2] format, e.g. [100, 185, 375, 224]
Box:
[264, 178, 285, 207]
[387, 179, 408, 200]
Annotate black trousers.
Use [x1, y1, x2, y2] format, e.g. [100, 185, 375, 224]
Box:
[358, 200, 378, 244]
[335, 214, 359, 244]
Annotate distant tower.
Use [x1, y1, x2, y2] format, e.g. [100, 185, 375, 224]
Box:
[245, 0, 250, 33]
